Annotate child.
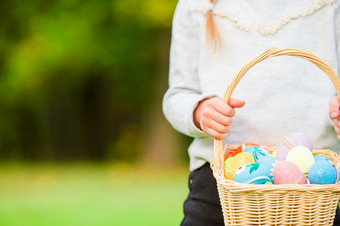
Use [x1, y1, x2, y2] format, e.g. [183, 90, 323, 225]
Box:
[162, 0, 340, 225]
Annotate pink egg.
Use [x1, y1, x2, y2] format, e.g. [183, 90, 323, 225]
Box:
[273, 161, 307, 184]
[276, 132, 313, 161]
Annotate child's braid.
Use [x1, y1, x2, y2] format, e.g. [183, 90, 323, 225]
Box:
[206, 0, 221, 50]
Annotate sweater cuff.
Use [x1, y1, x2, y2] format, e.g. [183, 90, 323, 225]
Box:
[186, 94, 218, 137]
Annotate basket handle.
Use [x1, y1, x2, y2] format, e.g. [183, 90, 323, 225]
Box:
[213, 47, 340, 170]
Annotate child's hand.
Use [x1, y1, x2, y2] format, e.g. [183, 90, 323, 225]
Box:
[330, 96, 340, 140]
[194, 97, 245, 139]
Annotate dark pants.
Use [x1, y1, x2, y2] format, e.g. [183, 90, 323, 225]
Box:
[181, 163, 340, 226]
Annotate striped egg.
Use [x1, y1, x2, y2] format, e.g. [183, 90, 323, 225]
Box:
[276, 132, 313, 161]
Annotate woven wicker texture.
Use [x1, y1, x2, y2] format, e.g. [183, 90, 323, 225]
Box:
[212, 47, 340, 225]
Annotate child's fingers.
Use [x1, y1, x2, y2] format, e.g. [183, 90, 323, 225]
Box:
[204, 126, 229, 140]
[208, 98, 245, 117]
[196, 97, 244, 139]
[209, 98, 236, 117]
[229, 98, 245, 109]
[203, 110, 233, 126]
[200, 101, 233, 123]
[204, 119, 230, 134]
[330, 96, 340, 119]
[200, 110, 232, 132]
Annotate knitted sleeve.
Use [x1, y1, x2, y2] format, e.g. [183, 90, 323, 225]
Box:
[162, 0, 211, 138]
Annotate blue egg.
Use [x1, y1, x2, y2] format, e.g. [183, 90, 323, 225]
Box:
[257, 155, 278, 168]
[257, 155, 278, 183]
[308, 160, 339, 184]
[234, 163, 271, 184]
[314, 154, 331, 162]
[243, 146, 270, 162]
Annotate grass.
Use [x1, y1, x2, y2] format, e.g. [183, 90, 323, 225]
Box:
[0, 162, 189, 226]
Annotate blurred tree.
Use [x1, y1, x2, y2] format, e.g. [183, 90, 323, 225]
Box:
[0, 0, 183, 162]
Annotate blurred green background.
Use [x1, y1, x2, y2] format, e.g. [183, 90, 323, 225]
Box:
[0, 0, 191, 225]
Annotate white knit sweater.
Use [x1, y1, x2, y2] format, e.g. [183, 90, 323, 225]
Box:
[163, 0, 340, 171]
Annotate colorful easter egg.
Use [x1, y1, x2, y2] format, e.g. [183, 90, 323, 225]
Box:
[286, 146, 315, 176]
[257, 155, 278, 182]
[314, 154, 331, 162]
[276, 132, 313, 161]
[258, 155, 278, 169]
[224, 152, 255, 180]
[308, 160, 339, 184]
[224, 157, 234, 179]
[243, 146, 270, 162]
[234, 163, 271, 184]
[225, 143, 260, 160]
[273, 161, 307, 184]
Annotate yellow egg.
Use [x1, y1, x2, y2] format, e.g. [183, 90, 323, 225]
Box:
[286, 146, 315, 175]
[224, 152, 255, 180]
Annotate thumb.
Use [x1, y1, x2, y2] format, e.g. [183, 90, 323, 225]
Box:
[228, 98, 245, 109]
[330, 96, 340, 119]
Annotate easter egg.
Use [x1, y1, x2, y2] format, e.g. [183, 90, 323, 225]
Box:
[273, 161, 306, 184]
[234, 163, 271, 184]
[224, 157, 233, 178]
[286, 146, 315, 176]
[276, 132, 313, 161]
[257, 155, 278, 182]
[314, 154, 331, 162]
[243, 146, 270, 162]
[258, 155, 278, 169]
[224, 152, 255, 180]
[225, 143, 260, 160]
[224, 157, 233, 167]
[308, 160, 339, 184]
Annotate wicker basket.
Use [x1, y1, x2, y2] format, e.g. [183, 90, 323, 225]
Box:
[212, 47, 340, 226]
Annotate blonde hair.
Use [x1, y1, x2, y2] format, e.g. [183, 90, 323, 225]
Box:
[206, 0, 221, 50]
